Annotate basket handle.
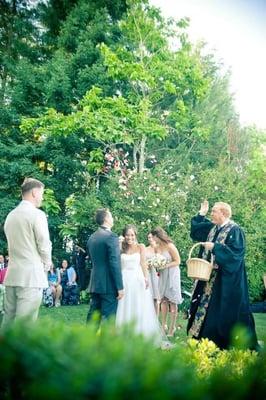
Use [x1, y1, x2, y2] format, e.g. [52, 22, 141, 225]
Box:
[188, 242, 214, 266]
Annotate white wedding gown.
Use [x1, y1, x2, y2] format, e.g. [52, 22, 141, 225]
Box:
[116, 252, 163, 343]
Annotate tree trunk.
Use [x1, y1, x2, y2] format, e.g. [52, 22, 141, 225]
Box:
[133, 144, 138, 171]
[138, 135, 146, 174]
[0, 72, 7, 106]
[0, 1, 16, 106]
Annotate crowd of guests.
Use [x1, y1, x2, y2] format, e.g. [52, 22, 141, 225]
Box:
[43, 247, 90, 308]
[0, 248, 89, 311]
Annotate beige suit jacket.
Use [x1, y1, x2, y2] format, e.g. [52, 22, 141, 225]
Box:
[4, 200, 52, 288]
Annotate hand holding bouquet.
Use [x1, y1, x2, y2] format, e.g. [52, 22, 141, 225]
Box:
[147, 254, 167, 271]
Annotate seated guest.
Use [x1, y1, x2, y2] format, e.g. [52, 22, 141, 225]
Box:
[0, 254, 8, 314]
[43, 263, 62, 307]
[59, 259, 79, 305]
[0, 254, 6, 270]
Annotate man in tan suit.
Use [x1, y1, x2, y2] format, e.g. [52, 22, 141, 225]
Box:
[2, 178, 52, 326]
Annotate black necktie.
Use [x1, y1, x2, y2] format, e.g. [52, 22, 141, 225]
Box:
[212, 226, 222, 242]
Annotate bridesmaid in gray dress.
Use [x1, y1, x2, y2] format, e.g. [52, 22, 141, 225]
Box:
[145, 232, 161, 315]
[151, 227, 183, 337]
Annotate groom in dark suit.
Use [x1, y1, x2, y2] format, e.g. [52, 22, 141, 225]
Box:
[86, 208, 124, 323]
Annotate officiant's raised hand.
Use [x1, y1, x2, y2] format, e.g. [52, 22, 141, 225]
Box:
[199, 200, 209, 216]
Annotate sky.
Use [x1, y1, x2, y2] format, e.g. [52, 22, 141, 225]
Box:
[150, 0, 266, 129]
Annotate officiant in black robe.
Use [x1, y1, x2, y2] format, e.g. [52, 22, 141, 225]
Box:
[187, 200, 258, 350]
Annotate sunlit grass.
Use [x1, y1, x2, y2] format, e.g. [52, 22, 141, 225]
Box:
[39, 304, 265, 344]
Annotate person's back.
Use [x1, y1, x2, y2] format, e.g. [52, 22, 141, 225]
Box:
[88, 228, 120, 294]
[2, 178, 52, 327]
[86, 208, 124, 323]
[4, 202, 50, 287]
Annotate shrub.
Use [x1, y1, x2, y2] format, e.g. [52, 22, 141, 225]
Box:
[0, 319, 265, 399]
[186, 338, 257, 377]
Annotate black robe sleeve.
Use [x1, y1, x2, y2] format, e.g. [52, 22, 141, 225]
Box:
[212, 226, 245, 273]
[190, 214, 214, 242]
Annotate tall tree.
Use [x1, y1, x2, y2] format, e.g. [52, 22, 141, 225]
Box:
[0, 0, 42, 106]
[0, 0, 129, 253]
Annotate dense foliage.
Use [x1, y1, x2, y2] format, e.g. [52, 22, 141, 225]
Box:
[0, 0, 265, 299]
[0, 320, 265, 399]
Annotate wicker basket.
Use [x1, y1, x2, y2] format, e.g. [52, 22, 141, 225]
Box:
[186, 242, 213, 281]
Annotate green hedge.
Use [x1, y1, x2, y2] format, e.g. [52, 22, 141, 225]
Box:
[0, 319, 265, 399]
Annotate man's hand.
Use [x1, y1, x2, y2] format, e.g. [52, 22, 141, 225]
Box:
[43, 263, 51, 272]
[117, 289, 125, 300]
[199, 200, 209, 216]
[201, 242, 214, 251]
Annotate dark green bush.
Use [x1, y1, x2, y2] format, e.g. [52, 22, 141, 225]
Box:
[0, 319, 265, 399]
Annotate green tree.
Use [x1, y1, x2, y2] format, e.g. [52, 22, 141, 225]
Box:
[0, 0, 128, 254]
[22, 0, 211, 174]
[0, 0, 43, 107]
[98, 0, 210, 171]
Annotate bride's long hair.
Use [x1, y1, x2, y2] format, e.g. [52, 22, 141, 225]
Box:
[121, 224, 138, 253]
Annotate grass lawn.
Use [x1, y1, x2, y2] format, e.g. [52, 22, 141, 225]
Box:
[39, 304, 266, 345]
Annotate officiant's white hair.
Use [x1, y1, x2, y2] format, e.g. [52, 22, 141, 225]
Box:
[214, 202, 232, 218]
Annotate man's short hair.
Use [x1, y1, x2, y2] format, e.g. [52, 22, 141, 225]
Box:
[214, 202, 232, 218]
[21, 178, 44, 195]
[95, 208, 110, 226]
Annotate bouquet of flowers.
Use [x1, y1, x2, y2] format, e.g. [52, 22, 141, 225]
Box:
[147, 254, 167, 271]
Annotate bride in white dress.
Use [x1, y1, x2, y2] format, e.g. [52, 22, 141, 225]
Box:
[116, 225, 163, 344]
